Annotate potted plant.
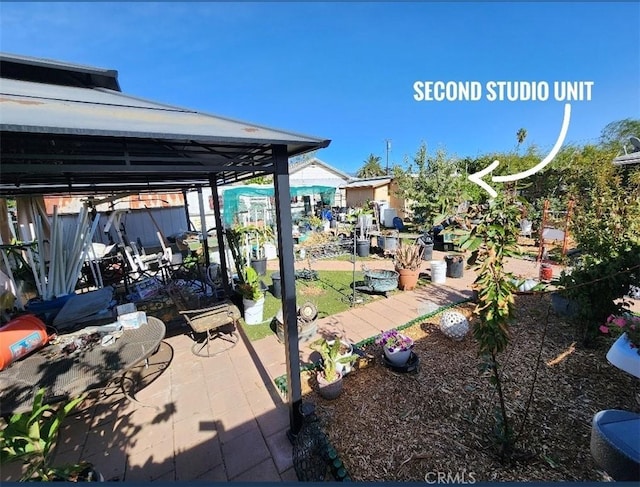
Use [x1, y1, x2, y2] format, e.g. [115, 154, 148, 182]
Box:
[326, 337, 356, 376]
[352, 207, 373, 257]
[375, 328, 414, 366]
[237, 266, 265, 325]
[393, 240, 423, 290]
[307, 215, 323, 232]
[248, 225, 274, 276]
[309, 337, 358, 400]
[226, 224, 273, 277]
[0, 389, 102, 481]
[601, 313, 640, 378]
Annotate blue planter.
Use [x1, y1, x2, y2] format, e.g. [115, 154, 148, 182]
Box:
[551, 292, 579, 317]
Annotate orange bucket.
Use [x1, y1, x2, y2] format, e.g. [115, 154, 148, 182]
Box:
[0, 314, 49, 371]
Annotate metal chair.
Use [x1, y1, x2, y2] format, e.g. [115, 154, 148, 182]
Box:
[165, 284, 240, 357]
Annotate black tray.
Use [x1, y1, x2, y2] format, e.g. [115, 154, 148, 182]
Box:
[382, 351, 420, 373]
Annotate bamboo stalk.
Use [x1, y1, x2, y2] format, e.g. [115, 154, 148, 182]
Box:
[35, 215, 48, 299]
[0, 236, 24, 310]
[67, 212, 100, 292]
[19, 224, 43, 298]
[46, 206, 59, 300]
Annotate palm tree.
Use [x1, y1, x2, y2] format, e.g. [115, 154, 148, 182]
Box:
[516, 128, 527, 149]
[356, 154, 385, 178]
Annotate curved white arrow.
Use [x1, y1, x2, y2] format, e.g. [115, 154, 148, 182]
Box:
[493, 103, 571, 183]
[468, 160, 500, 198]
[467, 103, 572, 197]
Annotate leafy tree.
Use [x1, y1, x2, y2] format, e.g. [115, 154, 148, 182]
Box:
[599, 118, 640, 152]
[460, 193, 522, 460]
[246, 175, 273, 185]
[393, 143, 481, 227]
[356, 154, 385, 178]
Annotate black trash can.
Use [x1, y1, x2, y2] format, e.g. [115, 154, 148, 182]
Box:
[271, 272, 282, 299]
[421, 243, 434, 261]
[356, 239, 370, 257]
[445, 254, 464, 278]
[418, 233, 434, 261]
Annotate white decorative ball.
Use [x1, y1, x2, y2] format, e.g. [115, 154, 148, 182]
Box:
[439, 311, 470, 341]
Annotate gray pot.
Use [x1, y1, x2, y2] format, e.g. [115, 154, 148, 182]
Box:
[316, 371, 343, 400]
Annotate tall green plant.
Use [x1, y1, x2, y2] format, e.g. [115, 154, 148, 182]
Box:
[309, 338, 357, 383]
[460, 194, 521, 459]
[393, 144, 479, 228]
[0, 389, 88, 481]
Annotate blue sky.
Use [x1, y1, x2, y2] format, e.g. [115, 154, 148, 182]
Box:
[1, 2, 638, 175]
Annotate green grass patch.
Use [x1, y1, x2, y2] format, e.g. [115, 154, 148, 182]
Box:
[240, 270, 370, 342]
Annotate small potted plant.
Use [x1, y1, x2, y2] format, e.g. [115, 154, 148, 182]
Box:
[393, 240, 423, 290]
[0, 389, 102, 481]
[309, 338, 358, 400]
[375, 328, 414, 366]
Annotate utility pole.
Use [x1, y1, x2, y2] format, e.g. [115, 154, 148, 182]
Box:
[385, 139, 391, 175]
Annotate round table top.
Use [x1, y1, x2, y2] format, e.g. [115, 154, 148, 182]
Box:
[0, 316, 166, 416]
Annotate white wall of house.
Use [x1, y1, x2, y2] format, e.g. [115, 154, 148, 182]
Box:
[289, 164, 349, 207]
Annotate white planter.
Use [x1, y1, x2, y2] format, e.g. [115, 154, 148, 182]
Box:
[327, 339, 354, 376]
[606, 333, 640, 379]
[243, 296, 265, 325]
[384, 341, 413, 366]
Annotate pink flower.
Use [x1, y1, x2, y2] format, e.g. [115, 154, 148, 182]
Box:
[613, 317, 626, 328]
[599, 325, 609, 334]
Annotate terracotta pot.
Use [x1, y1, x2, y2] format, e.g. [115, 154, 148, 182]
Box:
[396, 267, 420, 291]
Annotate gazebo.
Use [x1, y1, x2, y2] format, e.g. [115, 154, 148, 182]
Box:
[0, 52, 330, 435]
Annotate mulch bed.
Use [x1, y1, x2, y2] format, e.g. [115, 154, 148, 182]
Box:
[301, 294, 639, 481]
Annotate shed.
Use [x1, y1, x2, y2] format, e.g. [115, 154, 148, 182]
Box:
[343, 176, 407, 218]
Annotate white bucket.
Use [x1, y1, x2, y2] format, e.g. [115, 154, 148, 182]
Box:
[430, 260, 447, 284]
[243, 297, 265, 325]
[263, 243, 278, 260]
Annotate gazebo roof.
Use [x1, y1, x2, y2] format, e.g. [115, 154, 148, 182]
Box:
[0, 53, 330, 196]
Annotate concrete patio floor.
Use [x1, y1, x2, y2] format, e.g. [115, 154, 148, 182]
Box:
[2, 252, 635, 481]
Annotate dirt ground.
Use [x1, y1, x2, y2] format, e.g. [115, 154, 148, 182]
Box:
[301, 294, 639, 482]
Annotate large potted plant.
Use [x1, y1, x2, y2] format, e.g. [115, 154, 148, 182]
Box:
[309, 338, 357, 400]
[0, 389, 102, 481]
[237, 266, 265, 325]
[393, 240, 423, 290]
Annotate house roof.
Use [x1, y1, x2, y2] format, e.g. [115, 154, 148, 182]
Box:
[342, 176, 392, 189]
[289, 157, 353, 181]
[0, 53, 330, 196]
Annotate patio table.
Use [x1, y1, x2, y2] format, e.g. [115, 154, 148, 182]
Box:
[0, 316, 166, 416]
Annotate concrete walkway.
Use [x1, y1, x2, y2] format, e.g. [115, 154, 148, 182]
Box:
[0, 252, 592, 481]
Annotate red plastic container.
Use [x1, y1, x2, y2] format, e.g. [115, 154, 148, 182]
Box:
[0, 314, 48, 371]
[539, 263, 553, 282]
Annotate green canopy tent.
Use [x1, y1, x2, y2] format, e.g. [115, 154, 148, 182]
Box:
[222, 185, 336, 227]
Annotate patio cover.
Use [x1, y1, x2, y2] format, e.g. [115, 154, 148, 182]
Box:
[0, 52, 330, 434]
